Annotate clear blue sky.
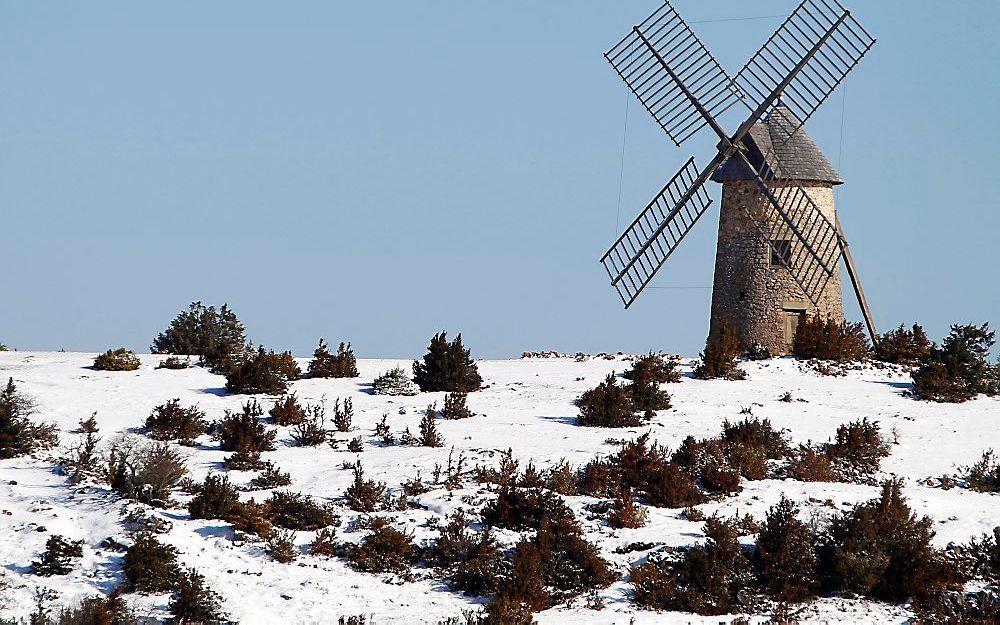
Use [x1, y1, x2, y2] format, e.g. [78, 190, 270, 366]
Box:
[1, 1, 997, 358]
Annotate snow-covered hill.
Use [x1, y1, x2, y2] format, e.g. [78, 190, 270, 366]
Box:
[0, 351, 997, 624]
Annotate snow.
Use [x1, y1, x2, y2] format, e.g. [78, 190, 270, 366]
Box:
[0, 351, 998, 624]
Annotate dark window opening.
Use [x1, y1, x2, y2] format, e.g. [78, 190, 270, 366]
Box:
[770, 240, 792, 267]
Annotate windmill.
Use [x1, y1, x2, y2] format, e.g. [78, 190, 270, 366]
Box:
[600, 0, 878, 355]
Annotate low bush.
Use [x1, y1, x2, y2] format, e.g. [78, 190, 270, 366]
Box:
[216, 399, 276, 453]
[482, 487, 573, 532]
[965, 450, 1000, 492]
[721, 417, 790, 460]
[25, 596, 139, 625]
[332, 397, 353, 432]
[875, 323, 932, 366]
[824, 418, 891, 481]
[308, 339, 359, 378]
[224, 346, 301, 395]
[607, 488, 647, 529]
[531, 516, 613, 605]
[624, 352, 682, 385]
[786, 445, 838, 482]
[630, 379, 671, 415]
[266, 528, 298, 563]
[107, 438, 187, 506]
[156, 355, 191, 370]
[419, 404, 445, 447]
[818, 479, 958, 602]
[144, 399, 206, 444]
[122, 532, 180, 593]
[441, 392, 474, 419]
[247, 463, 292, 490]
[753, 496, 818, 602]
[290, 403, 327, 446]
[188, 474, 242, 520]
[32, 535, 84, 576]
[269, 393, 306, 426]
[693, 320, 746, 380]
[344, 463, 386, 512]
[222, 450, 265, 471]
[426, 511, 503, 596]
[0, 377, 57, 459]
[93, 348, 141, 371]
[346, 517, 419, 575]
[263, 490, 339, 531]
[413, 332, 483, 392]
[574, 374, 643, 428]
[372, 367, 419, 396]
[311, 527, 338, 558]
[792, 317, 870, 362]
[912, 323, 997, 403]
[169, 568, 227, 624]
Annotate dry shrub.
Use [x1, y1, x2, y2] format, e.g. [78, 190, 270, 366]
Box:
[346, 517, 419, 575]
[216, 399, 275, 453]
[263, 490, 339, 531]
[36, 596, 138, 625]
[188, 473, 242, 520]
[574, 374, 643, 428]
[269, 393, 306, 426]
[308, 339, 358, 378]
[825, 418, 890, 481]
[372, 367, 419, 396]
[694, 319, 746, 380]
[333, 397, 354, 432]
[229, 500, 273, 538]
[344, 463, 386, 512]
[266, 528, 298, 563]
[247, 463, 292, 490]
[965, 450, 1000, 492]
[481, 487, 573, 531]
[290, 403, 327, 446]
[442, 392, 474, 419]
[721, 417, 790, 460]
[818, 479, 959, 602]
[93, 348, 141, 371]
[224, 346, 301, 395]
[875, 323, 932, 366]
[107, 438, 187, 506]
[123, 532, 180, 593]
[532, 516, 613, 604]
[426, 510, 503, 596]
[311, 527, 338, 557]
[753, 496, 818, 602]
[156, 355, 191, 370]
[608, 488, 647, 529]
[625, 352, 682, 384]
[168, 568, 227, 624]
[145, 398, 206, 444]
[792, 317, 870, 362]
[222, 450, 265, 471]
[786, 445, 838, 482]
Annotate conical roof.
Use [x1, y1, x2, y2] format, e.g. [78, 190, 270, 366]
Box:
[711, 106, 843, 185]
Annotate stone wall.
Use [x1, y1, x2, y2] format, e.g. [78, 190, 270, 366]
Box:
[708, 180, 844, 355]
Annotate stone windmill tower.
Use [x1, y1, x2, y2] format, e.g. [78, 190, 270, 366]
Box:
[708, 105, 846, 355]
[598, 0, 879, 353]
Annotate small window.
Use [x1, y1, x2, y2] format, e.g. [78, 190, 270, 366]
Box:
[770, 240, 792, 267]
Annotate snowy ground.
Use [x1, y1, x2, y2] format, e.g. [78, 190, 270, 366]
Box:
[0, 351, 998, 624]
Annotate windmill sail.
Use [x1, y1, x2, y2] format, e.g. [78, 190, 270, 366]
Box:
[605, 1, 743, 146]
[601, 157, 715, 307]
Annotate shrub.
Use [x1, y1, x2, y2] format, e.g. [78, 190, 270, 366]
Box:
[107, 439, 187, 506]
[412, 332, 483, 392]
[875, 323, 932, 366]
[93, 348, 141, 371]
[151, 301, 248, 369]
[122, 533, 180, 593]
[818, 479, 957, 602]
[156, 356, 191, 370]
[532, 516, 613, 604]
[247, 463, 292, 490]
[228, 500, 272, 539]
[144, 399, 206, 444]
[694, 320, 746, 380]
[332, 397, 353, 432]
[32, 535, 84, 576]
[824, 418, 890, 481]
[311, 527, 338, 557]
[965, 450, 1000, 492]
[27, 596, 138, 625]
[419, 404, 445, 447]
[62, 414, 102, 483]
[753, 496, 818, 602]
[427, 511, 503, 596]
[224, 346, 301, 395]
[608, 488, 647, 529]
[574, 374, 642, 428]
[308, 339, 359, 378]
[631, 517, 754, 615]
[481, 487, 573, 531]
[792, 317, 870, 362]
[266, 528, 298, 563]
[269, 393, 306, 426]
[912, 323, 997, 403]
[346, 517, 419, 575]
[169, 568, 227, 624]
[263, 490, 339, 531]
[495, 543, 548, 611]
[625, 352, 682, 385]
[222, 450, 265, 471]
[188, 474, 242, 520]
[441, 392, 474, 419]
[290, 403, 327, 446]
[344, 463, 386, 512]
[0, 378, 57, 459]
[372, 367, 419, 396]
[216, 399, 275, 453]
[786, 445, 838, 482]
[347, 436, 363, 453]
[629, 378, 671, 415]
[721, 417, 790, 460]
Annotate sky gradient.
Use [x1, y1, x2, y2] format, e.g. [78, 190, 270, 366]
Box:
[2, 1, 997, 358]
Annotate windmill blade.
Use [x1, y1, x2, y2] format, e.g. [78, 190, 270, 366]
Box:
[735, 151, 844, 304]
[605, 1, 743, 147]
[601, 156, 719, 308]
[735, 0, 875, 143]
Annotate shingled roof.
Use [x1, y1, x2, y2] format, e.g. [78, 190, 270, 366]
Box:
[711, 106, 843, 185]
